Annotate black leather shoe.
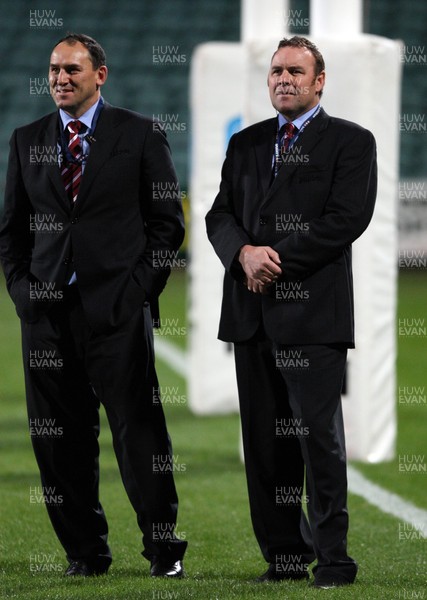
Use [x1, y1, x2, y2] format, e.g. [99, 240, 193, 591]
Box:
[64, 560, 109, 577]
[256, 563, 309, 582]
[150, 557, 184, 578]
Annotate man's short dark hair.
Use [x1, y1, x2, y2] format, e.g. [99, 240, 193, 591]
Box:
[52, 33, 106, 69]
[276, 36, 325, 76]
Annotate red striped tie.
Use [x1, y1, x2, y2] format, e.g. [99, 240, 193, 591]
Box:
[281, 122, 297, 154]
[61, 120, 85, 204]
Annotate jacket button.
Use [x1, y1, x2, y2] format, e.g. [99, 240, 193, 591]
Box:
[63, 258, 70, 265]
[259, 217, 268, 225]
[71, 218, 78, 224]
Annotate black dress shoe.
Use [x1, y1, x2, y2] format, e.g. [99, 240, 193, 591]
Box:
[64, 560, 109, 577]
[150, 557, 184, 578]
[256, 563, 309, 582]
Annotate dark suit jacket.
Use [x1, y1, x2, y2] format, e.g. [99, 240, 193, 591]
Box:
[206, 108, 377, 347]
[0, 102, 185, 332]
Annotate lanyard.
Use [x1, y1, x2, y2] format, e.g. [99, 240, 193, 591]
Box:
[58, 96, 105, 165]
[273, 104, 321, 177]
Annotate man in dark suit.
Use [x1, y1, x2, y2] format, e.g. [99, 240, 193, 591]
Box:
[206, 36, 377, 589]
[0, 33, 187, 578]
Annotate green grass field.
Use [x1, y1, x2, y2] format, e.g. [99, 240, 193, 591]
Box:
[0, 270, 426, 600]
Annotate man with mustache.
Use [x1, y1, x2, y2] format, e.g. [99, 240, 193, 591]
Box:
[0, 33, 187, 578]
[206, 36, 377, 589]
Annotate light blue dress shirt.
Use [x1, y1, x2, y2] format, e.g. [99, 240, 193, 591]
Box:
[59, 98, 100, 174]
[59, 99, 101, 284]
[277, 102, 321, 141]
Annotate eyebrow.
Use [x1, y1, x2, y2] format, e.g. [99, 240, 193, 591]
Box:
[49, 63, 82, 69]
[270, 63, 305, 72]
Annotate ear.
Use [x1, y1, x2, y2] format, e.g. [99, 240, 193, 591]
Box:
[96, 65, 108, 87]
[315, 70, 325, 95]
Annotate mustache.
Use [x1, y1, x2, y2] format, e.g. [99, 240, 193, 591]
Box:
[275, 85, 296, 95]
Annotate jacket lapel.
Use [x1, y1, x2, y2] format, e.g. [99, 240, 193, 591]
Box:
[43, 113, 71, 211]
[73, 104, 122, 210]
[261, 108, 329, 208]
[253, 118, 277, 200]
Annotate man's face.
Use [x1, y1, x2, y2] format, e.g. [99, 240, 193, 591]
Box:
[49, 41, 107, 118]
[268, 46, 325, 120]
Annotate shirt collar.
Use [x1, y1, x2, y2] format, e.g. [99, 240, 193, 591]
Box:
[59, 98, 101, 132]
[278, 103, 320, 130]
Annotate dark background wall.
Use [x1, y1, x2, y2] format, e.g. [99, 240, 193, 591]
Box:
[0, 0, 425, 202]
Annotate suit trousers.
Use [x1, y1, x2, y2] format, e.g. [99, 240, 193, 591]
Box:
[21, 285, 187, 569]
[234, 327, 357, 582]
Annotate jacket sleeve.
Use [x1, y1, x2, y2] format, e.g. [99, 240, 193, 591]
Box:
[0, 129, 35, 307]
[132, 124, 185, 300]
[273, 128, 377, 279]
[205, 134, 252, 281]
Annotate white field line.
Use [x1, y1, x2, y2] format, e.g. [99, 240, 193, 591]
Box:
[155, 338, 427, 538]
[154, 337, 188, 377]
[347, 465, 426, 537]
